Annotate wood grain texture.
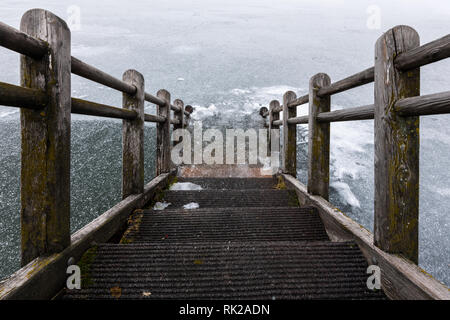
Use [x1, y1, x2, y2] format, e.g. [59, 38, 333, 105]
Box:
[122, 70, 145, 198]
[317, 67, 374, 97]
[144, 92, 165, 106]
[19, 9, 71, 265]
[287, 115, 308, 125]
[71, 98, 136, 120]
[0, 21, 48, 58]
[0, 173, 173, 300]
[71, 57, 136, 95]
[156, 89, 171, 175]
[0, 81, 48, 110]
[282, 91, 297, 176]
[395, 34, 450, 71]
[287, 94, 309, 108]
[308, 73, 331, 200]
[317, 104, 374, 122]
[269, 100, 280, 152]
[374, 25, 420, 263]
[396, 90, 450, 116]
[282, 174, 450, 300]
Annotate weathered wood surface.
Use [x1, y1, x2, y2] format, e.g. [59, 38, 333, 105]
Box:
[144, 113, 165, 123]
[282, 174, 450, 300]
[156, 89, 171, 174]
[308, 73, 331, 200]
[396, 91, 450, 116]
[287, 94, 309, 108]
[72, 98, 136, 120]
[317, 104, 374, 122]
[0, 21, 47, 58]
[144, 92, 165, 106]
[122, 70, 145, 198]
[173, 99, 184, 133]
[0, 81, 47, 110]
[272, 119, 283, 126]
[71, 56, 136, 95]
[0, 173, 173, 300]
[317, 67, 374, 97]
[395, 34, 450, 71]
[282, 91, 297, 176]
[269, 100, 280, 152]
[20, 9, 71, 266]
[287, 115, 308, 125]
[374, 25, 420, 263]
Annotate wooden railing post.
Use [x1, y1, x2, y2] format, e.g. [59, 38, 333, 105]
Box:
[374, 25, 420, 263]
[19, 9, 71, 265]
[156, 89, 171, 174]
[122, 70, 144, 198]
[173, 99, 185, 131]
[269, 100, 281, 174]
[308, 73, 331, 200]
[269, 100, 280, 152]
[282, 92, 297, 176]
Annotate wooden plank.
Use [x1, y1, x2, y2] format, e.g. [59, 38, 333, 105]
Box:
[0, 173, 173, 300]
[71, 98, 136, 120]
[395, 34, 450, 71]
[374, 25, 420, 263]
[396, 91, 450, 116]
[122, 70, 145, 198]
[0, 81, 47, 110]
[156, 89, 171, 174]
[19, 9, 71, 266]
[308, 73, 331, 200]
[281, 174, 450, 300]
[0, 21, 48, 58]
[317, 67, 374, 97]
[144, 92, 165, 106]
[71, 56, 136, 95]
[269, 100, 280, 158]
[282, 91, 297, 176]
[317, 104, 374, 122]
[287, 115, 308, 125]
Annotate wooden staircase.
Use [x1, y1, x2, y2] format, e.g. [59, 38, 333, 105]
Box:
[63, 177, 386, 300]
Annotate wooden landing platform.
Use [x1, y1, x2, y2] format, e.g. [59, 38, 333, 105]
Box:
[63, 175, 386, 300]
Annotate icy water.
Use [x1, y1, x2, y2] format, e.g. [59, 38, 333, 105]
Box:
[0, 0, 449, 287]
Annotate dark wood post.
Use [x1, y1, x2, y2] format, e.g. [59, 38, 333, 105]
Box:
[269, 100, 281, 174]
[156, 89, 171, 174]
[173, 99, 184, 132]
[122, 70, 144, 198]
[269, 100, 280, 153]
[282, 92, 297, 176]
[308, 73, 331, 200]
[19, 9, 71, 265]
[374, 25, 420, 263]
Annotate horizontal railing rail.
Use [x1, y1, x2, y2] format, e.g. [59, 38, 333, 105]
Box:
[0, 9, 194, 271]
[262, 25, 450, 272]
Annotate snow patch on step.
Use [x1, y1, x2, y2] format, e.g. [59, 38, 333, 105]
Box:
[170, 182, 203, 191]
[153, 202, 171, 210]
[183, 202, 200, 210]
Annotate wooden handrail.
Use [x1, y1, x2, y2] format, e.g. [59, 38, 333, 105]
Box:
[395, 34, 450, 71]
[71, 57, 137, 95]
[0, 21, 48, 58]
[71, 98, 137, 120]
[0, 81, 48, 110]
